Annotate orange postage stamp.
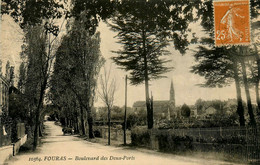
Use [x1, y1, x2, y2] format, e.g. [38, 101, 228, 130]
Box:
[213, 0, 251, 46]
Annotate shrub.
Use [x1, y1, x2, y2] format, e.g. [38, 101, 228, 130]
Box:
[131, 128, 150, 147]
[19, 138, 34, 152]
[94, 130, 101, 138]
[156, 134, 193, 152]
[181, 104, 191, 118]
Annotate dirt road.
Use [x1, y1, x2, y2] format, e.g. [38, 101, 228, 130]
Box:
[5, 121, 242, 165]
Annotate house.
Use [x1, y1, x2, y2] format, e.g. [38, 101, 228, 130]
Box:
[205, 106, 217, 115]
[0, 74, 9, 116]
[132, 80, 176, 119]
[189, 105, 198, 117]
[0, 61, 12, 147]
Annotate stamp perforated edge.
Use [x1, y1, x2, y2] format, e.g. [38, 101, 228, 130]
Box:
[212, 0, 252, 47]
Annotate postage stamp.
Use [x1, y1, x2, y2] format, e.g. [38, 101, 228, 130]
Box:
[213, 0, 251, 46]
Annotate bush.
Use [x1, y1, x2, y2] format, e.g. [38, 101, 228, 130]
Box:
[19, 138, 34, 152]
[181, 104, 191, 118]
[131, 128, 150, 147]
[94, 130, 101, 138]
[156, 134, 193, 152]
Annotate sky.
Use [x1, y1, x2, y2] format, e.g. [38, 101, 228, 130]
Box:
[96, 21, 242, 107]
[0, 15, 256, 108]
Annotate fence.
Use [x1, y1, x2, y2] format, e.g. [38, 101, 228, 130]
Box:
[13, 134, 27, 156]
[0, 134, 27, 164]
[132, 126, 260, 162]
[94, 126, 131, 144]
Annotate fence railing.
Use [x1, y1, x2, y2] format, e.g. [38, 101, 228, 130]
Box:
[13, 134, 27, 156]
[132, 126, 260, 162]
[94, 126, 131, 144]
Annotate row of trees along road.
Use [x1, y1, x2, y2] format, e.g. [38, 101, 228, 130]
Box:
[2, 0, 66, 150]
[1, 0, 114, 149]
[2, 0, 259, 150]
[50, 18, 104, 138]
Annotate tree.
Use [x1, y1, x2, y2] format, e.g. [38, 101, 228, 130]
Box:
[192, 0, 260, 126]
[17, 62, 27, 93]
[1, 0, 64, 30]
[248, 59, 260, 114]
[49, 71, 80, 131]
[239, 47, 256, 125]
[9, 87, 27, 142]
[181, 104, 191, 118]
[110, 0, 196, 129]
[2, 0, 67, 150]
[98, 65, 117, 145]
[50, 18, 104, 138]
[21, 26, 51, 149]
[191, 45, 246, 126]
[71, 0, 116, 35]
[0, 60, 2, 74]
[111, 106, 124, 121]
[251, 19, 260, 114]
[2, 0, 114, 149]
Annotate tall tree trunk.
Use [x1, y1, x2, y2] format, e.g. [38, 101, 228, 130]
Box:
[142, 19, 153, 129]
[145, 77, 153, 129]
[75, 111, 79, 134]
[80, 105, 86, 135]
[87, 107, 94, 139]
[65, 116, 67, 127]
[39, 122, 43, 137]
[241, 60, 256, 126]
[26, 108, 34, 139]
[85, 85, 94, 139]
[33, 104, 41, 150]
[255, 82, 260, 114]
[233, 59, 245, 126]
[33, 31, 51, 150]
[33, 78, 47, 150]
[150, 93, 153, 123]
[124, 75, 127, 145]
[249, 58, 260, 115]
[107, 106, 111, 145]
[256, 51, 260, 114]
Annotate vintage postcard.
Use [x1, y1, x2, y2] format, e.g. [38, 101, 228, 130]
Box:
[0, 0, 259, 165]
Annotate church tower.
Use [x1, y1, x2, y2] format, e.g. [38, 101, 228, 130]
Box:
[169, 80, 175, 107]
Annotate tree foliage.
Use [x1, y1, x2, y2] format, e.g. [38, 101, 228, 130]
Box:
[110, 0, 197, 85]
[1, 0, 65, 35]
[71, 0, 116, 35]
[50, 18, 104, 138]
[109, 0, 198, 129]
[191, 46, 235, 88]
[192, 0, 260, 126]
[181, 104, 191, 118]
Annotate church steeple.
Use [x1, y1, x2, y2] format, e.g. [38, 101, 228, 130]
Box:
[170, 80, 175, 107]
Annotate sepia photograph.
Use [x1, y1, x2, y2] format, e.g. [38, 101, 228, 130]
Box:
[0, 0, 259, 164]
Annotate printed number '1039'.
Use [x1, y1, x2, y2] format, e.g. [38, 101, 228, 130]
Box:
[216, 30, 225, 40]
